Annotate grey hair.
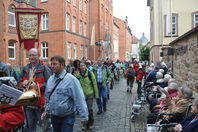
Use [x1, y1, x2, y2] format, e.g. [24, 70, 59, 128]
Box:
[180, 87, 193, 99]
[159, 69, 164, 74]
[168, 78, 176, 84]
[169, 83, 178, 90]
[164, 74, 172, 81]
[156, 72, 163, 78]
[193, 99, 198, 110]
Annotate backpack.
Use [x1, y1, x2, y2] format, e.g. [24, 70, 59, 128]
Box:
[126, 68, 134, 78]
[135, 68, 142, 76]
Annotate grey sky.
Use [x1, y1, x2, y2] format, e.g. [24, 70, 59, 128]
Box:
[113, 0, 150, 40]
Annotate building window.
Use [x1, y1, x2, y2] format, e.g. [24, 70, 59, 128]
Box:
[41, 42, 48, 59]
[84, 2, 87, 14]
[73, 0, 76, 7]
[8, 41, 15, 60]
[79, 20, 82, 35]
[8, 5, 16, 27]
[73, 16, 76, 33]
[67, 42, 71, 59]
[67, 0, 70, 2]
[193, 13, 198, 28]
[42, 14, 49, 30]
[41, 0, 48, 2]
[74, 44, 77, 59]
[84, 23, 86, 36]
[80, 45, 83, 59]
[85, 45, 87, 59]
[66, 13, 70, 31]
[79, 0, 82, 11]
[165, 14, 178, 36]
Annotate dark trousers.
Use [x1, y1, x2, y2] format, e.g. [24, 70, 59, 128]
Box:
[96, 83, 107, 111]
[51, 113, 75, 132]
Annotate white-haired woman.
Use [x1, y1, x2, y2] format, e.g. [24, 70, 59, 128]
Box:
[174, 99, 198, 132]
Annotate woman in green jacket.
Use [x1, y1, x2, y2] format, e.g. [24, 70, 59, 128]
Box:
[75, 61, 99, 130]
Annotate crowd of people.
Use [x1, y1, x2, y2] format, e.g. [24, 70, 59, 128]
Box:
[0, 48, 198, 132]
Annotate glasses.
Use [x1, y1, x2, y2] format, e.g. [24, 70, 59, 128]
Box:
[28, 54, 38, 57]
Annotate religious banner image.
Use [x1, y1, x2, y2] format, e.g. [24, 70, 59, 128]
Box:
[15, 8, 42, 50]
[19, 14, 38, 40]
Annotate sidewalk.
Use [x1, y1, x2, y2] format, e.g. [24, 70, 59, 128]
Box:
[74, 78, 132, 132]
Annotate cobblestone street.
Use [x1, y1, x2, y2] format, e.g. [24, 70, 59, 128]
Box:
[74, 78, 132, 132]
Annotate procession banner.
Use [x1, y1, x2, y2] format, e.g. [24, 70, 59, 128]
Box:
[15, 8, 42, 50]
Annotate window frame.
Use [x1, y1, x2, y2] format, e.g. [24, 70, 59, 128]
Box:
[74, 44, 77, 59]
[8, 6, 16, 27]
[80, 45, 83, 58]
[79, 20, 82, 35]
[41, 42, 48, 59]
[73, 0, 76, 7]
[8, 41, 15, 60]
[73, 16, 76, 33]
[84, 2, 87, 14]
[193, 13, 198, 28]
[84, 23, 87, 37]
[42, 13, 49, 31]
[165, 14, 178, 37]
[79, 0, 82, 11]
[66, 13, 70, 31]
[85, 45, 88, 59]
[67, 42, 71, 59]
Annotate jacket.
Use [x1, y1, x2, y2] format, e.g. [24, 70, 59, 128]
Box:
[19, 60, 52, 108]
[136, 68, 146, 81]
[45, 70, 88, 121]
[0, 62, 10, 77]
[133, 62, 140, 72]
[179, 114, 198, 132]
[75, 69, 99, 99]
[0, 106, 25, 131]
[92, 65, 111, 88]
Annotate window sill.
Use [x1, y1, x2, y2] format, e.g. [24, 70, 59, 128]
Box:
[41, 1, 48, 3]
[8, 25, 16, 28]
[9, 58, 16, 60]
[164, 35, 178, 37]
[41, 30, 49, 33]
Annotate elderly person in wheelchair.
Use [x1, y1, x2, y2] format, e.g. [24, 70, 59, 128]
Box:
[173, 99, 198, 132]
[147, 86, 193, 124]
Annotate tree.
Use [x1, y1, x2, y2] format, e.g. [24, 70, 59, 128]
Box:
[139, 44, 150, 61]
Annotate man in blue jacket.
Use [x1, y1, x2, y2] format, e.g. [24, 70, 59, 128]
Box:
[42, 55, 88, 132]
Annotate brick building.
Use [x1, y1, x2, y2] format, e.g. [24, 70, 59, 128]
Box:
[90, 0, 114, 61]
[38, 0, 90, 64]
[0, 0, 36, 69]
[114, 16, 133, 62]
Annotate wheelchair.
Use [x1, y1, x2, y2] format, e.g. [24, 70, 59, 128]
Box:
[146, 103, 192, 132]
[131, 86, 150, 122]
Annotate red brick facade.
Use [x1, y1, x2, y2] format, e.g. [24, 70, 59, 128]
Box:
[1, 0, 133, 67]
[114, 17, 132, 62]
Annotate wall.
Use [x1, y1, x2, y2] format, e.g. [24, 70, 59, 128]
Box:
[162, 27, 198, 95]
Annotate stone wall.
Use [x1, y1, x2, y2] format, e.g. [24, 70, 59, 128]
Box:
[163, 27, 198, 96]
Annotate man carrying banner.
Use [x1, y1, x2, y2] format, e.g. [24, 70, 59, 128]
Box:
[19, 48, 52, 132]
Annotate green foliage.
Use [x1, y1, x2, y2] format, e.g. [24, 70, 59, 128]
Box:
[139, 44, 150, 61]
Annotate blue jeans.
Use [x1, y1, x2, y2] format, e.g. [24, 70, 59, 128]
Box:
[23, 107, 43, 132]
[96, 83, 107, 111]
[51, 113, 75, 132]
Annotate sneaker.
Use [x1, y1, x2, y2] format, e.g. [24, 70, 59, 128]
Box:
[89, 125, 94, 130]
[97, 110, 102, 115]
[82, 125, 87, 130]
